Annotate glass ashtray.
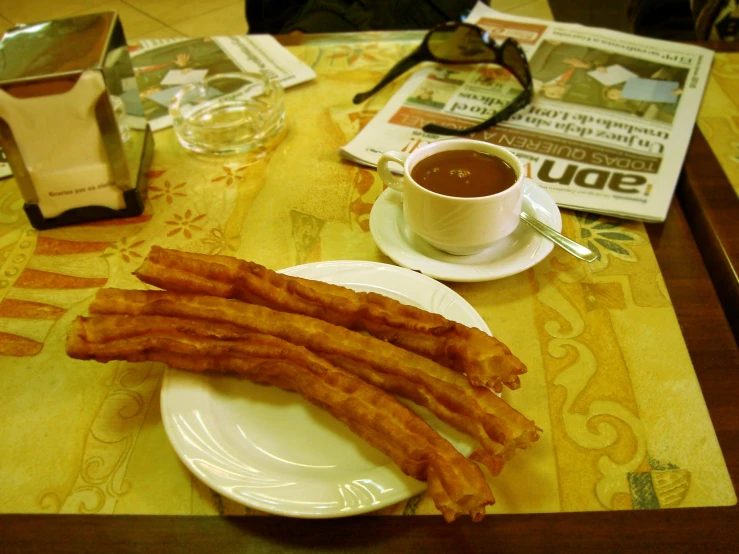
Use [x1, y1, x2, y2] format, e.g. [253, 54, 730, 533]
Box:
[169, 72, 286, 156]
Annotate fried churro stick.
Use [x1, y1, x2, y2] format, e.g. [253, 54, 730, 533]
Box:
[66, 315, 495, 522]
[90, 289, 540, 468]
[134, 247, 526, 392]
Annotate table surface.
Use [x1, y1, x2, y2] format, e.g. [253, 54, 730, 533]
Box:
[682, 42, 739, 342]
[1, 32, 738, 554]
[1, 199, 736, 553]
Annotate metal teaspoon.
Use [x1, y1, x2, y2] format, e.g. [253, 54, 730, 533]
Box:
[519, 211, 599, 262]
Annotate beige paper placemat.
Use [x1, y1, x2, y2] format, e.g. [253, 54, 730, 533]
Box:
[0, 37, 734, 517]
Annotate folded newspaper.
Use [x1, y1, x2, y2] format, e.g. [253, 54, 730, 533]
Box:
[130, 35, 316, 131]
[340, 2, 714, 222]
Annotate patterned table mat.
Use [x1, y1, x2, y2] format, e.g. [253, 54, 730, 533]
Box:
[0, 37, 734, 517]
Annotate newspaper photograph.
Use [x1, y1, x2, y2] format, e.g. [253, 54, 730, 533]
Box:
[129, 35, 316, 131]
[341, 2, 714, 222]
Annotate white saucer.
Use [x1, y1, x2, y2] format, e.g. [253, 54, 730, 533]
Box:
[370, 179, 561, 282]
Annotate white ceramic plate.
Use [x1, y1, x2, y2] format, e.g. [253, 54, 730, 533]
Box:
[370, 179, 561, 282]
[160, 260, 488, 518]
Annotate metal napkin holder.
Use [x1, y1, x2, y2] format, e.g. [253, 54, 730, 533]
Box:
[0, 11, 153, 230]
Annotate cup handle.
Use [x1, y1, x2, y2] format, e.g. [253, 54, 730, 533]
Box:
[377, 151, 408, 192]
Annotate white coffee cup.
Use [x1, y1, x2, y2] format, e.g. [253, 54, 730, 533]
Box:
[377, 139, 524, 255]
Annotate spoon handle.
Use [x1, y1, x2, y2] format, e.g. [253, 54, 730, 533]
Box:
[520, 212, 599, 262]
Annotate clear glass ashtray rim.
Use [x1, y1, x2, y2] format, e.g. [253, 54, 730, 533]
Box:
[169, 71, 286, 155]
[174, 112, 287, 156]
[169, 71, 284, 109]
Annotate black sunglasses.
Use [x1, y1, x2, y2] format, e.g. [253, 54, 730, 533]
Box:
[353, 22, 532, 136]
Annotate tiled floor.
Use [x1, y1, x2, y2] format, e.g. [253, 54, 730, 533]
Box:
[0, 0, 553, 40]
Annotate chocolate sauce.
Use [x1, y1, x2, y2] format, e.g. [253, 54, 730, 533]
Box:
[411, 150, 517, 198]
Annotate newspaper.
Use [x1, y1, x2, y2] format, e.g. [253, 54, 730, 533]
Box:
[340, 2, 714, 222]
[130, 35, 316, 131]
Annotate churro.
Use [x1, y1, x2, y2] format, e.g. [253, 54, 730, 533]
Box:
[91, 289, 539, 469]
[134, 247, 526, 392]
[67, 314, 495, 522]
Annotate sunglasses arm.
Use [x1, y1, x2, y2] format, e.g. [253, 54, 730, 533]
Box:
[352, 49, 426, 104]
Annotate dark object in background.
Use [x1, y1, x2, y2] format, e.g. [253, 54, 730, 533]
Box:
[548, 0, 633, 33]
[548, 0, 696, 39]
[625, 0, 739, 41]
[692, 0, 739, 40]
[626, 0, 697, 40]
[247, 0, 307, 33]
[246, 0, 478, 34]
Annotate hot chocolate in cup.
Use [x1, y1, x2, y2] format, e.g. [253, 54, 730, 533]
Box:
[377, 139, 524, 255]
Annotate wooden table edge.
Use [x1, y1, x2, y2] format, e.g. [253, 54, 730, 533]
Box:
[1, 507, 739, 553]
[679, 41, 739, 342]
[0, 33, 736, 554]
[679, 128, 739, 342]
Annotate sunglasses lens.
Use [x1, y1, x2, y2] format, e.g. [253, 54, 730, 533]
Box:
[501, 40, 530, 87]
[427, 26, 497, 62]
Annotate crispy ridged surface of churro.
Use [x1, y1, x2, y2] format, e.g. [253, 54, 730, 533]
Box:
[66, 315, 495, 522]
[91, 289, 539, 470]
[134, 247, 526, 392]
